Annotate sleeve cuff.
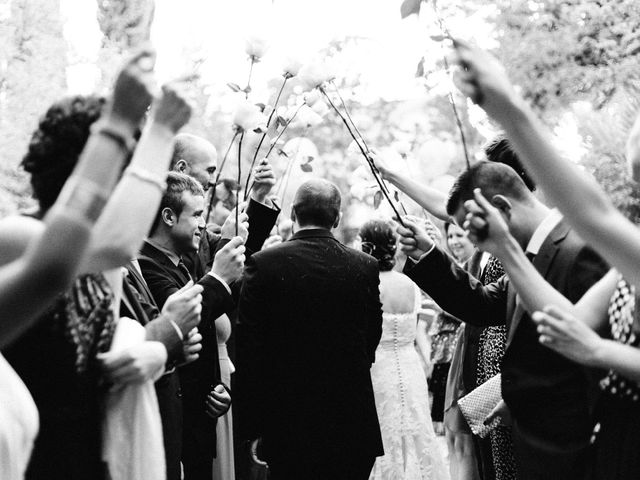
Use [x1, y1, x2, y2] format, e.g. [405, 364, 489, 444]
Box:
[418, 244, 436, 262]
[208, 272, 232, 295]
[168, 318, 184, 341]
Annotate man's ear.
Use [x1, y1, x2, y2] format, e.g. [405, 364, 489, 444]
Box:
[491, 194, 512, 220]
[333, 211, 342, 229]
[174, 159, 189, 173]
[161, 207, 176, 227]
[290, 207, 297, 224]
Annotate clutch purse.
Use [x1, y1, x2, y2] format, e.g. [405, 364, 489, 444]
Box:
[457, 374, 502, 438]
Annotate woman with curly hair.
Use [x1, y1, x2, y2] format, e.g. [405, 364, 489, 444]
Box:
[0, 51, 194, 479]
[360, 219, 449, 480]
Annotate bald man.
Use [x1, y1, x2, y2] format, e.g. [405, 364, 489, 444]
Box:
[236, 179, 384, 480]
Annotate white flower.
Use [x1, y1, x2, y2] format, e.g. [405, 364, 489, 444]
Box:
[233, 100, 268, 132]
[298, 60, 334, 91]
[245, 35, 269, 61]
[282, 56, 304, 77]
[294, 105, 323, 128]
[304, 89, 322, 107]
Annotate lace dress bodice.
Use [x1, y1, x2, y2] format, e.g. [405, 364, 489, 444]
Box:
[369, 285, 449, 480]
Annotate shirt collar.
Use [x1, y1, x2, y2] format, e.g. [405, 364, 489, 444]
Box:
[145, 238, 181, 267]
[526, 209, 563, 256]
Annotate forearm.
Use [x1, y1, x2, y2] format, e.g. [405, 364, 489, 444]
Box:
[0, 214, 90, 348]
[385, 171, 449, 221]
[85, 122, 175, 272]
[499, 101, 640, 287]
[593, 339, 640, 384]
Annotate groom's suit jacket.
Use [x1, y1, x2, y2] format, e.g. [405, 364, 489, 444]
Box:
[405, 220, 608, 479]
[236, 228, 385, 464]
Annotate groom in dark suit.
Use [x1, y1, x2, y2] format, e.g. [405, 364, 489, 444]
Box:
[236, 178, 384, 480]
[398, 161, 608, 480]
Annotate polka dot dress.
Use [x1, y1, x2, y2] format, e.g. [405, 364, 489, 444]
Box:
[600, 278, 640, 401]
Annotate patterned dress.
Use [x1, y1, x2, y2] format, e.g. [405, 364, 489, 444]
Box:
[5, 274, 117, 480]
[477, 256, 517, 480]
[590, 278, 640, 479]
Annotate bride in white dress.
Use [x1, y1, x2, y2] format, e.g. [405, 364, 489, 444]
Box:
[359, 220, 449, 480]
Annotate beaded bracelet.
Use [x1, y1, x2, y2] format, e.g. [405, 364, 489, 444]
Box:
[55, 176, 110, 223]
[90, 121, 137, 153]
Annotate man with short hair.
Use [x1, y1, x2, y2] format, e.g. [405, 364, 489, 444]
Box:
[236, 178, 384, 480]
[397, 161, 608, 480]
[138, 172, 246, 480]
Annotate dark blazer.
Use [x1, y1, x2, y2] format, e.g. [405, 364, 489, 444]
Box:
[138, 240, 233, 464]
[138, 199, 279, 469]
[236, 228, 385, 465]
[405, 220, 608, 479]
[119, 263, 184, 480]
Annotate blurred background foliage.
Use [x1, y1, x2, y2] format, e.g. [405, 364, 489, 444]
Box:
[1, 0, 640, 232]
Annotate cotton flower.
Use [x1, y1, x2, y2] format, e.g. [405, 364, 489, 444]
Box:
[245, 35, 269, 61]
[304, 89, 322, 107]
[294, 105, 323, 129]
[233, 100, 268, 132]
[282, 56, 304, 78]
[298, 60, 334, 91]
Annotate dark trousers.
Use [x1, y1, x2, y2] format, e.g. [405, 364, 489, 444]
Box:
[473, 434, 495, 480]
[512, 420, 587, 480]
[156, 371, 183, 480]
[268, 454, 376, 480]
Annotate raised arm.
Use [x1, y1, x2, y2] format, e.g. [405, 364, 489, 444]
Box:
[452, 39, 640, 289]
[84, 81, 192, 273]
[0, 51, 156, 348]
[397, 216, 506, 326]
[375, 154, 449, 221]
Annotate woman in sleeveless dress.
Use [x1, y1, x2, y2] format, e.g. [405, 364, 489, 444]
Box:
[360, 220, 449, 480]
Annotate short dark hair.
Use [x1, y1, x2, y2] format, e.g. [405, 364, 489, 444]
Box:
[484, 136, 536, 192]
[359, 219, 397, 271]
[446, 161, 533, 217]
[151, 172, 205, 234]
[292, 179, 341, 229]
[21, 95, 106, 213]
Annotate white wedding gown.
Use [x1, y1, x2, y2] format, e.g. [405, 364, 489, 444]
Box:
[369, 286, 449, 480]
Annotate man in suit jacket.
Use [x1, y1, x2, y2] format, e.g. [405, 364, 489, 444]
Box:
[397, 161, 608, 480]
[120, 261, 203, 480]
[236, 178, 384, 480]
[138, 172, 246, 480]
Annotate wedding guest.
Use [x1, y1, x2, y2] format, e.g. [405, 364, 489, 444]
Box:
[451, 39, 640, 479]
[236, 179, 384, 480]
[396, 161, 608, 480]
[138, 172, 244, 480]
[1, 51, 193, 480]
[360, 219, 449, 480]
[165, 133, 279, 479]
[441, 222, 480, 480]
[0, 50, 162, 480]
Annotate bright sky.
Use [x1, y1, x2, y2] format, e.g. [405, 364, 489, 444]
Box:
[60, 0, 495, 103]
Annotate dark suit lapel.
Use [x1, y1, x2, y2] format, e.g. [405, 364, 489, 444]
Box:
[506, 221, 567, 347]
[140, 241, 188, 285]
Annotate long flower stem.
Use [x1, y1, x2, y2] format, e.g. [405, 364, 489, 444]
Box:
[208, 130, 240, 222]
[236, 131, 245, 236]
[245, 58, 255, 99]
[319, 87, 405, 225]
[244, 76, 289, 200]
[431, 0, 471, 170]
[245, 102, 304, 197]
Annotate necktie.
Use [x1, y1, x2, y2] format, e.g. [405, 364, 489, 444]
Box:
[178, 258, 193, 283]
